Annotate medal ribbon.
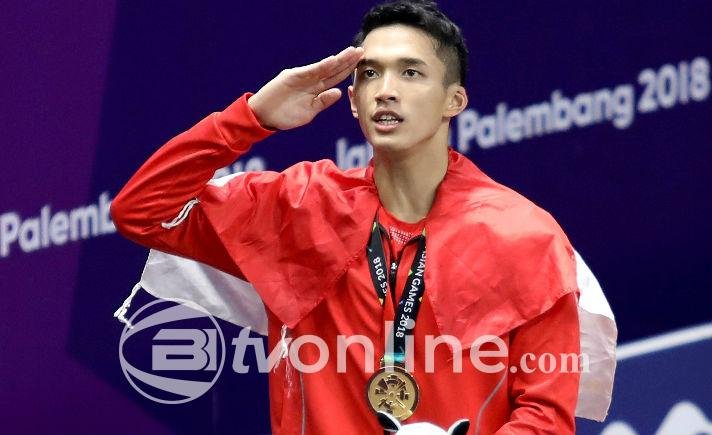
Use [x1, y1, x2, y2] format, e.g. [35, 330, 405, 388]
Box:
[366, 215, 426, 364]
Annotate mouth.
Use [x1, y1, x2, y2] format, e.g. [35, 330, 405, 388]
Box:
[371, 110, 404, 132]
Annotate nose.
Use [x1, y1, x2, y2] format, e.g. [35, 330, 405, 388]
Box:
[374, 72, 398, 103]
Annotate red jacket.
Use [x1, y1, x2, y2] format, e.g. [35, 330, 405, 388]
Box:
[111, 93, 581, 434]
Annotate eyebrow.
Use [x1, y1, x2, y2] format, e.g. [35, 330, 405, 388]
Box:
[356, 57, 428, 69]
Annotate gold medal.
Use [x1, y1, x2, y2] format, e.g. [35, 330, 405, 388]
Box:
[365, 217, 426, 422]
[365, 364, 419, 421]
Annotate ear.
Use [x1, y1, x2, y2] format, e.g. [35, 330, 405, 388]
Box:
[377, 411, 401, 432]
[348, 85, 359, 119]
[443, 85, 468, 118]
[447, 419, 470, 435]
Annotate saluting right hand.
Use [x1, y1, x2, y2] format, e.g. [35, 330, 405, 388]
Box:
[247, 46, 364, 131]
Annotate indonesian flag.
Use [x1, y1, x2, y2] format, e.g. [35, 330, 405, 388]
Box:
[114, 247, 616, 422]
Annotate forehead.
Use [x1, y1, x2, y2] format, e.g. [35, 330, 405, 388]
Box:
[360, 24, 442, 66]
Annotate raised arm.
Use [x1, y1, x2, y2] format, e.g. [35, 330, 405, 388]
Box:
[110, 47, 364, 276]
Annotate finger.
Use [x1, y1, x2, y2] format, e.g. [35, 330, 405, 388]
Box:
[320, 48, 364, 86]
[321, 59, 360, 89]
[311, 88, 342, 113]
[292, 55, 336, 80]
[294, 48, 349, 78]
[295, 46, 362, 79]
[325, 46, 364, 78]
[326, 47, 363, 69]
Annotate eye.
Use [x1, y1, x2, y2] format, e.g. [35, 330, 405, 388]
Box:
[360, 68, 378, 78]
[403, 69, 421, 77]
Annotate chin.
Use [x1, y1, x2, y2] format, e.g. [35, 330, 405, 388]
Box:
[369, 138, 409, 153]
[365, 130, 402, 147]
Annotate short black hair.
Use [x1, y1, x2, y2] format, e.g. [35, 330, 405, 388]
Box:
[352, 0, 468, 86]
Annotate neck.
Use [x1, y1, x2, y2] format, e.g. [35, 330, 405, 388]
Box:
[373, 143, 449, 223]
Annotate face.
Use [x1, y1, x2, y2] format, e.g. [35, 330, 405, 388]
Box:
[348, 24, 467, 155]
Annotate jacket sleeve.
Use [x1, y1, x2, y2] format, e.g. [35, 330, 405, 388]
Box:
[110, 92, 276, 279]
[111, 93, 370, 328]
[495, 292, 581, 435]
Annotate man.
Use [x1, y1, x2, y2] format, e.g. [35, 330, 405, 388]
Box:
[112, 2, 612, 433]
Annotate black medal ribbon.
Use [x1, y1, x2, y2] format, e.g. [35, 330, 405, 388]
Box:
[366, 215, 426, 363]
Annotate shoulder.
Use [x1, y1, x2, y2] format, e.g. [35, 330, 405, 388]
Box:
[277, 160, 376, 206]
[283, 159, 371, 187]
[487, 189, 566, 242]
[459, 170, 576, 290]
[217, 159, 372, 193]
[451, 155, 577, 298]
[218, 159, 375, 214]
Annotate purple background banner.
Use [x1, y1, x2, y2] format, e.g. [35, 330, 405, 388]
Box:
[2, 1, 711, 434]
